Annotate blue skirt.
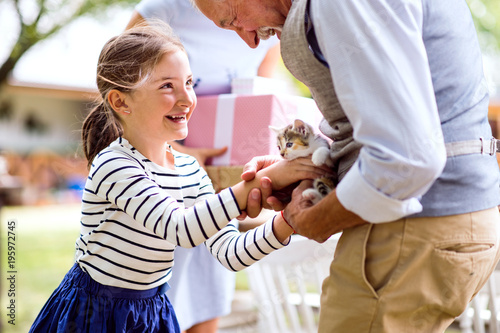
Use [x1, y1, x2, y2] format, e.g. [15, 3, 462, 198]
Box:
[29, 263, 180, 333]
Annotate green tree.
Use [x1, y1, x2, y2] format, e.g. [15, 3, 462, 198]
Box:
[0, 0, 137, 86]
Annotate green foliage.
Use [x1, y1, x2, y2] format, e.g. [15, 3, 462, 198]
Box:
[468, 0, 500, 52]
[0, 0, 138, 86]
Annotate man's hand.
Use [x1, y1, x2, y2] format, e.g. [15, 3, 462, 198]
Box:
[284, 180, 367, 243]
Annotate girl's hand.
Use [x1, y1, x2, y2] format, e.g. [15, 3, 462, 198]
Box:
[241, 155, 282, 181]
[238, 155, 332, 216]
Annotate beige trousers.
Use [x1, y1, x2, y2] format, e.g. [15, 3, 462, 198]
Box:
[318, 207, 500, 333]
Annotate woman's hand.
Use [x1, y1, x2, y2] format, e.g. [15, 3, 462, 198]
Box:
[170, 142, 228, 169]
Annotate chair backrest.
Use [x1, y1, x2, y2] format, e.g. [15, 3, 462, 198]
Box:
[245, 234, 339, 333]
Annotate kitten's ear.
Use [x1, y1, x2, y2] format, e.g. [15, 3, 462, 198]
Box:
[269, 125, 281, 135]
[293, 119, 305, 128]
[292, 119, 308, 135]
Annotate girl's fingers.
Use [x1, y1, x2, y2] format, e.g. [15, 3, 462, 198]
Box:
[241, 155, 281, 181]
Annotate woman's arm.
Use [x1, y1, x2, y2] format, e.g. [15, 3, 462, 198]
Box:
[169, 141, 228, 169]
[257, 43, 281, 78]
[125, 10, 146, 30]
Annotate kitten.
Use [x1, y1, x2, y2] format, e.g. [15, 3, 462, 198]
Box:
[302, 176, 336, 204]
[269, 119, 336, 204]
[269, 119, 333, 166]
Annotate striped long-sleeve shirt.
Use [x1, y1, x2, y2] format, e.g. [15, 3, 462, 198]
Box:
[75, 138, 287, 290]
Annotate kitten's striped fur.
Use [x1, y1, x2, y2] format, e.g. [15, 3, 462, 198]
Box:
[270, 119, 336, 204]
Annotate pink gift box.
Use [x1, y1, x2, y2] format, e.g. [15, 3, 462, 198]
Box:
[184, 94, 324, 166]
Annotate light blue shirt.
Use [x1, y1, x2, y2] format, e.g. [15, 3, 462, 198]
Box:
[310, 0, 499, 222]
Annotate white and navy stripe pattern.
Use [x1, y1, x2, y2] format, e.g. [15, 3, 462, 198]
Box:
[75, 138, 286, 290]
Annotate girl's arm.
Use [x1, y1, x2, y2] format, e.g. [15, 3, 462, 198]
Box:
[205, 213, 294, 272]
[203, 160, 322, 272]
[88, 150, 239, 248]
[89, 150, 320, 248]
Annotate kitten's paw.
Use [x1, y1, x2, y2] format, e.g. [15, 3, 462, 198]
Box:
[311, 147, 331, 166]
[302, 189, 322, 205]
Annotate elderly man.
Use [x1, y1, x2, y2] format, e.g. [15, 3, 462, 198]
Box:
[193, 0, 500, 332]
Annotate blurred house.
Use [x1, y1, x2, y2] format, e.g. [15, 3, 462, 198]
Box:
[0, 81, 96, 154]
[0, 81, 95, 205]
[0, 7, 133, 205]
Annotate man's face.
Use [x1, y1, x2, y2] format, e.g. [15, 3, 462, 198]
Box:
[194, 0, 287, 48]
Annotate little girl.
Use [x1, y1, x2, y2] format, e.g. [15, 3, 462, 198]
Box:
[29, 21, 326, 332]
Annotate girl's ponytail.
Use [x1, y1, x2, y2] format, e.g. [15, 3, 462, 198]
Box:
[81, 101, 122, 168]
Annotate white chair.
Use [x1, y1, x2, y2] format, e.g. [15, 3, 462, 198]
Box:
[458, 267, 500, 333]
[245, 234, 339, 333]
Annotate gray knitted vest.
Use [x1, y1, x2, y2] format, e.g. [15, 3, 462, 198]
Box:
[280, 0, 499, 217]
[280, 0, 361, 181]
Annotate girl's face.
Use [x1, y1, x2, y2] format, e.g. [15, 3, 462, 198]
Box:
[126, 50, 196, 143]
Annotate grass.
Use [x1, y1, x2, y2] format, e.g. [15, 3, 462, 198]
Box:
[0, 204, 81, 333]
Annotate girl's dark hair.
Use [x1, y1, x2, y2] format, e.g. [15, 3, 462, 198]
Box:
[82, 20, 185, 168]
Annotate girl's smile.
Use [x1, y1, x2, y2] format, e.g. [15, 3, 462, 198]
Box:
[116, 49, 197, 166]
